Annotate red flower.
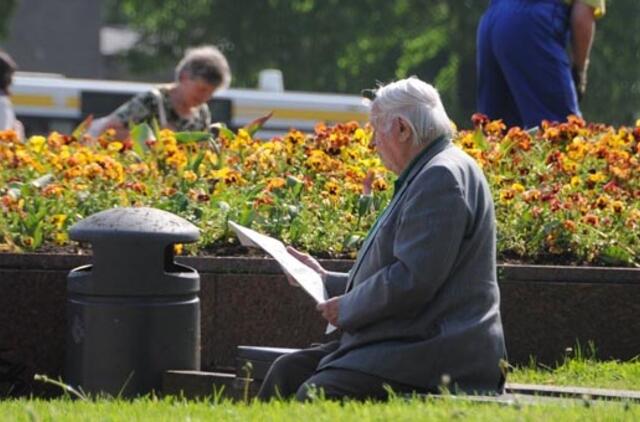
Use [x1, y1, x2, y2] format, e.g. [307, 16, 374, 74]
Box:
[471, 113, 489, 128]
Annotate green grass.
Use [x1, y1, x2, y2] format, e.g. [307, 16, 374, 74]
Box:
[510, 358, 640, 391]
[509, 345, 640, 391]
[2, 357, 640, 421]
[1, 396, 639, 421]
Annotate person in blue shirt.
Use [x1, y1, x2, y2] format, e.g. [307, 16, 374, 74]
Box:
[476, 0, 605, 128]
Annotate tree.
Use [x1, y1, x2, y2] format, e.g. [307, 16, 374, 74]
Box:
[0, 0, 18, 40]
[584, 1, 640, 125]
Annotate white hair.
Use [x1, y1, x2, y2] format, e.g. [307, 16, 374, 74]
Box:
[175, 45, 231, 89]
[371, 76, 452, 146]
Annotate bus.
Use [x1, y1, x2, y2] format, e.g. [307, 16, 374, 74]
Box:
[11, 73, 370, 138]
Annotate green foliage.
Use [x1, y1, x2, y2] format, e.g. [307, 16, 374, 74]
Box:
[584, 1, 640, 125]
[0, 0, 18, 40]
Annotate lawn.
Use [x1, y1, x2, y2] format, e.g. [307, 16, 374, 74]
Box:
[2, 357, 639, 421]
[1, 394, 638, 421]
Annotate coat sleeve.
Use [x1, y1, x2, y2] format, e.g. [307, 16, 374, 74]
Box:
[324, 271, 349, 298]
[337, 166, 470, 332]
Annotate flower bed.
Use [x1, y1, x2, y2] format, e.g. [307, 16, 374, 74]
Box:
[0, 115, 639, 266]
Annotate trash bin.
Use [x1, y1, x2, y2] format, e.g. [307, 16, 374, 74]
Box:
[64, 207, 200, 397]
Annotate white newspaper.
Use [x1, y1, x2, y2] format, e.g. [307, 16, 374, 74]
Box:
[229, 221, 328, 303]
[229, 221, 336, 334]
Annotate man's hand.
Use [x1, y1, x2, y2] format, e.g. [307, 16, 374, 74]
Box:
[282, 246, 327, 287]
[572, 66, 587, 102]
[317, 296, 341, 327]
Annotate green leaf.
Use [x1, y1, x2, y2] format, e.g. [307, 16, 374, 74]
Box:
[151, 116, 161, 139]
[238, 204, 255, 227]
[129, 123, 156, 157]
[175, 131, 212, 144]
[32, 221, 44, 249]
[71, 115, 93, 140]
[188, 150, 206, 172]
[499, 138, 516, 156]
[357, 194, 373, 216]
[473, 128, 489, 151]
[599, 245, 632, 266]
[243, 112, 273, 137]
[211, 122, 236, 141]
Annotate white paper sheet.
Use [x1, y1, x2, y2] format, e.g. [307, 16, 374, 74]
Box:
[229, 221, 327, 303]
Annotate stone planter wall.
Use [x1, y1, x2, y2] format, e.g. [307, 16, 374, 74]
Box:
[499, 264, 640, 364]
[1, 253, 638, 396]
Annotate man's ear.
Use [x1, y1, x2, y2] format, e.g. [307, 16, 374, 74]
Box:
[397, 118, 411, 143]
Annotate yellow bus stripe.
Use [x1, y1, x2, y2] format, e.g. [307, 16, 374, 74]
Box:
[12, 94, 56, 108]
[65, 96, 80, 109]
[235, 106, 368, 123]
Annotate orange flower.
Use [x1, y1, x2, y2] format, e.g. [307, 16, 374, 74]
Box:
[563, 220, 577, 232]
[484, 119, 506, 136]
[582, 214, 599, 226]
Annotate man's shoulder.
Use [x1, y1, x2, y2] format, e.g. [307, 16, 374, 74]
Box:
[416, 146, 488, 196]
[428, 145, 482, 175]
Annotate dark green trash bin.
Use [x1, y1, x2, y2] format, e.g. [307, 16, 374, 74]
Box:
[65, 207, 200, 397]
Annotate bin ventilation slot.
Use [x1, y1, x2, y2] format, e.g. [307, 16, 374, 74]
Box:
[165, 244, 188, 273]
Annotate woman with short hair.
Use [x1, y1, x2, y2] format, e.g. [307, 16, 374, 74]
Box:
[89, 45, 231, 138]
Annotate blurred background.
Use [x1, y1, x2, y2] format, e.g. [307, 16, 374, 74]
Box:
[0, 0, 638, 127]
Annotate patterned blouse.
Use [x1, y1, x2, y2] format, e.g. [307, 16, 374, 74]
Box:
[113, 86, 211, 132]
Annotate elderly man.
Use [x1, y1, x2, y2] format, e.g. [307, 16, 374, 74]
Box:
[258, 77, 506, 401]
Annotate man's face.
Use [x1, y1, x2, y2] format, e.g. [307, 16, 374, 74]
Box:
[370, 112, 405, 175]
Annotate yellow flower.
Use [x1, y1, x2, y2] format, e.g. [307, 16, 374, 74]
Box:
[611, 200, 624, 214]
[266, 177, 286, 191]
[570, 176, 581, 187]
[567, 137, 587, 161]
[166, 151, 188, 170]
[499, 189, 515, 203]
[511, 183, 525, 193]
[205, 150, 219, 166]
[372, 177, 389, 192]
[208, 167, 244, 186]
[459, 133, 475, 150]
[305, 149, 331, 172]
[174, 243, 184, 255]
[561, 158, 578, 174]
[485, 120, 506, 136]
[183, 170, 198, 183]
[353, 128, 371, 146]
[28, 135, 47, 153]
[107, 141, 124, 152]
[588, 172, 606, 184]
[54, 232, 68, 245]
[595, 195, 610, 210]
[324, 179, 341, 197]
[51, 214, 67, 230]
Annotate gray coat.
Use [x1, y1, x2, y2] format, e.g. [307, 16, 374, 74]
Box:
[319, 136, 507, 394]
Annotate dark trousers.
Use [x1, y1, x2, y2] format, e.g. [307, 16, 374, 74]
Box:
[256, 341, 429, 402]
[477, 0, 578, 128]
